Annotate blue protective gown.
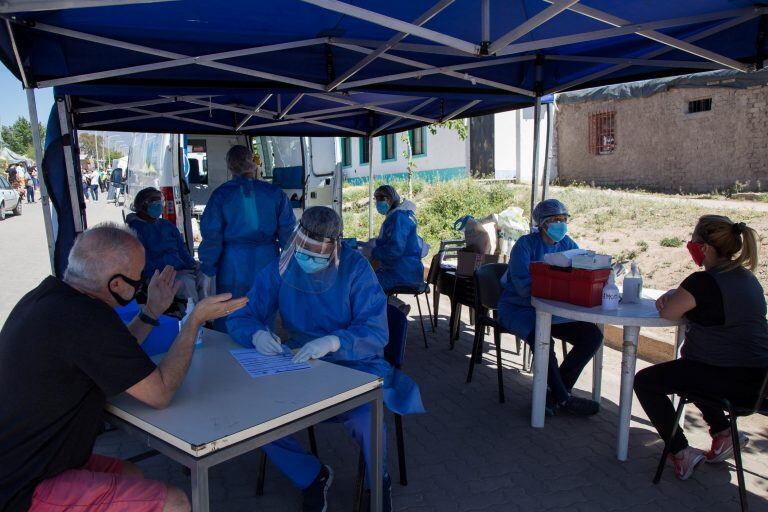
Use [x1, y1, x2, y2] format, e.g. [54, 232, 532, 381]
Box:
[199, 176, 296, 328]
[372, 201, 425, 292]
[126, 213, 196, 276]
[497, 231, 579, 339]
[227, 246, 424, 489]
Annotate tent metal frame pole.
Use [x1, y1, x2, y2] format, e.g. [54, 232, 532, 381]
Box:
[0, 0, 174, 13]
[335, 43, 536, 95]
[496, 7, 763, 56]
[443, 100, 481, 122]
[488, 0, 579, 55]
[529, 57, 543, 231]
[306, 93, 438, 124]
[332, 37, 470, 57]
[541, 102, 554, 200]
[327, 0, 455, 91]
[545, 55, 724, 70]
[544, 0, 753, 72]
[481, 0, 490, 44]
[370, 98, 437, 137]
[544, 13, 756, 95]
[57, 96, 85, 235]
[25, 89, 56, 274]
[277, 94, 305, 120]
[79, 106, 213, 128]
[236, 93, 273, 130]
[368, 135, 375, 240]
[244, 110, 367, 131]
[75, 97, 182, 114]
[301, 0, 479, 55]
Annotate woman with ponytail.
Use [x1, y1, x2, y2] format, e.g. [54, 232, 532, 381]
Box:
[634, 215, 767, 481]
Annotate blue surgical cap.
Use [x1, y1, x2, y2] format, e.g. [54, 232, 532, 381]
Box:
[532, 199, 569, 226]
[374, 185, 401, 206]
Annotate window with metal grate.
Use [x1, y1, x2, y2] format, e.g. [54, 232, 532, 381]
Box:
[589, 111, 616, 155]
[687, 98, 712, 114]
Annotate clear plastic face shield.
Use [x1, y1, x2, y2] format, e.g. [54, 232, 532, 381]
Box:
[279, 222, 341, 294]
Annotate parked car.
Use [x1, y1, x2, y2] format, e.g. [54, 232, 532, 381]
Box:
[0, 176, 22, 220]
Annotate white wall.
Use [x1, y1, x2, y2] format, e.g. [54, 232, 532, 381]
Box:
[493, 106, 555, 184]
[340, 125, 465, 180]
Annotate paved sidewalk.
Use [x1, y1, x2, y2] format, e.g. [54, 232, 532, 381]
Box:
[95, 294, 768, 512]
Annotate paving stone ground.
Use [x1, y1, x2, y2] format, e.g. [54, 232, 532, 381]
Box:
[3, 201, 766, 511]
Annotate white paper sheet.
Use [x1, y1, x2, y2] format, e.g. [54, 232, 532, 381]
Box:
[230, 348, 311, 378]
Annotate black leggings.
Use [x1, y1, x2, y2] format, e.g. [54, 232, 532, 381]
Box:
[634, 359, 765, 454]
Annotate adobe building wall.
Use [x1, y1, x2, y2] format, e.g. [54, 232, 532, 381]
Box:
[555, 85, 768, 193]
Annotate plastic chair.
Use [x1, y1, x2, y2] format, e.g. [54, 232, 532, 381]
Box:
[652, 369, 768, 511]
[386, 282, 433, 348]
[465, 263, 521, 403]
[352, 304, 410, 511]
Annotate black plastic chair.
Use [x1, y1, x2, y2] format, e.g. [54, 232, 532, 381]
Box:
[652, 369, 768, 511]
[386, 282, 433, 348]
[465, 263, 521, 403]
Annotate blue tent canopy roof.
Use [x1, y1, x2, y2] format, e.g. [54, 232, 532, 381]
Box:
[0, 0, 765, 135]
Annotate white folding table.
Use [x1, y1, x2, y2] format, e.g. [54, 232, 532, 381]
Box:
[530, 296, 685, 461]
[106, 329, 384, 512]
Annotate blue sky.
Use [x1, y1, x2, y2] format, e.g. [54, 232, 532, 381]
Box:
[0, 66, 54, 127]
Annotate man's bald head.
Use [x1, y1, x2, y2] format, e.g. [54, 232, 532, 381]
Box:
[64, 223, 145, 295]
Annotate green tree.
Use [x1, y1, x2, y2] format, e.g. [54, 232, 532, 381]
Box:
[428, 119, 468, 140]
[0, 116, 45, 159]
[78, 133, 124, 168]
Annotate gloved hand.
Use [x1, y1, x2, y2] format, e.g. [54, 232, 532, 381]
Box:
[252, 330, 283, 355]
[199, 273, 216, 299]
[292, 335, 341, 363]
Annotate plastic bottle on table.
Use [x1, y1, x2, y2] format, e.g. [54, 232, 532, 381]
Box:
[622, 261, 643, 304]
[180, 297, 203, 348]
[602, 271, 620, 311]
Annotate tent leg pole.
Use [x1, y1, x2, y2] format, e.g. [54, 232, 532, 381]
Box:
[542, 102, 554, 200]
[368, 135, 375, 240]
[529, 95, 542, 230]
[57, 97, 85, 235]
[25, 88, 56, 275]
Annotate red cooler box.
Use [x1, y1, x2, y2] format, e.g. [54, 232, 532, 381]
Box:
[530, 262, 611, 307]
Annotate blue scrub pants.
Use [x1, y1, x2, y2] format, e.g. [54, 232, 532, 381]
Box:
[524, 321, 602, 404]
[263, 403, 388, 489]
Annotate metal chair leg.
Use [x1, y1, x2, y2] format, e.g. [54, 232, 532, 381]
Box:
[423, 290, 435, 331]
[728, 411, 748, 512]
[394, 414, 407, 486]
[308, 426, 318, 456]
[494, 326, 505, 403]
[653, 398, 687, 484]
[560, 339, 567, 360]
[256, 450, 267, 496]
[415, 294, 429, 348]
[353, 450, 366, 512]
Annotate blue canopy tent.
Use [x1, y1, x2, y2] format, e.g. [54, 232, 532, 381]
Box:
[0, 0, 765, 275]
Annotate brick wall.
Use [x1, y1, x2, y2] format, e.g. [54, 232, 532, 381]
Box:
[555, 85, 768, 193]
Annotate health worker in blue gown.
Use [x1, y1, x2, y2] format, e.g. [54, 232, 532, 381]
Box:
[199, 145, 296, 331]
[497, 198, 602, 417]
[228, 206, 424, 512]
[126, 187, 205, 303]
[365, 185, 426, 292]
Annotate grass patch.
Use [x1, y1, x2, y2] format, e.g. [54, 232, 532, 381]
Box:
[660, 237, 684, 248]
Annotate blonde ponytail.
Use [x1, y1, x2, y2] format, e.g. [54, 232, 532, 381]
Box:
[694, 215, 759, 272]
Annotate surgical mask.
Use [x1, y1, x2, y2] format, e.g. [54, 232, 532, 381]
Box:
[545, 221, 568, 243]
[108, 273, 145, 306]
[146, 201, 163, 219]
[687, 241, 705, 267]
[376, 201, 390, 215]
[295, 250, 331, 274]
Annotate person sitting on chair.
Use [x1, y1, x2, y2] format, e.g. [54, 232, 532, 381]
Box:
[634, 215, 767, 480]
[126, 187, 206, 304]
[497, 198, 602, 416]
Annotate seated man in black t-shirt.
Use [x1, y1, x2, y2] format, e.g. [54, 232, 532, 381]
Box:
[0, 223, 248, 512]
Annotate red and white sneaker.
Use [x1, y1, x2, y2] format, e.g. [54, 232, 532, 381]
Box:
[669, 447, 705, 481]
[705, 430, 749, 464]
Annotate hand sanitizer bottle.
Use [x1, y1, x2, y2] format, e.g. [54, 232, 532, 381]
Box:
[180, 298, 203, 348]
[623, 262, 644, 304]
[602, 271, 620, 311]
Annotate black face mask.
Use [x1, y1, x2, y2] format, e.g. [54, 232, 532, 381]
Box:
[108, 274, 145, 306]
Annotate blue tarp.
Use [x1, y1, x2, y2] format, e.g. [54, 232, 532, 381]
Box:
[0, 1, 764, 136]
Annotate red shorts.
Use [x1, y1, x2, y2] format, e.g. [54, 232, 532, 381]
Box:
[29, 454, 167, 512]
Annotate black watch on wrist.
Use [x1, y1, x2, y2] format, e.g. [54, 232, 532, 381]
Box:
[138, 309, 160, 326]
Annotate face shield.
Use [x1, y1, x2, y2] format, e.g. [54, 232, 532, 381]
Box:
[278, 222, 341, 294]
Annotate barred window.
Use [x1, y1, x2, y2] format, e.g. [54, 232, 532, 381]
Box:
[589, 111, 616, 155]
[688, 98, 712, 114]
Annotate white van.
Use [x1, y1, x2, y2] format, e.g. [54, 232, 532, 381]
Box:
[123, 133, 341, 250]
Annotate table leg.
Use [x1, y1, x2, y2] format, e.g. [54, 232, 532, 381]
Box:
[191, 464, 210, 512]
[617, 325, 640, 461]
[531, 310, 552, 428]
[592, 324, 604, 403]
[432, 281, 440, 327]
[672, 325, 686, 428]
[370, 394, 383, 512]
